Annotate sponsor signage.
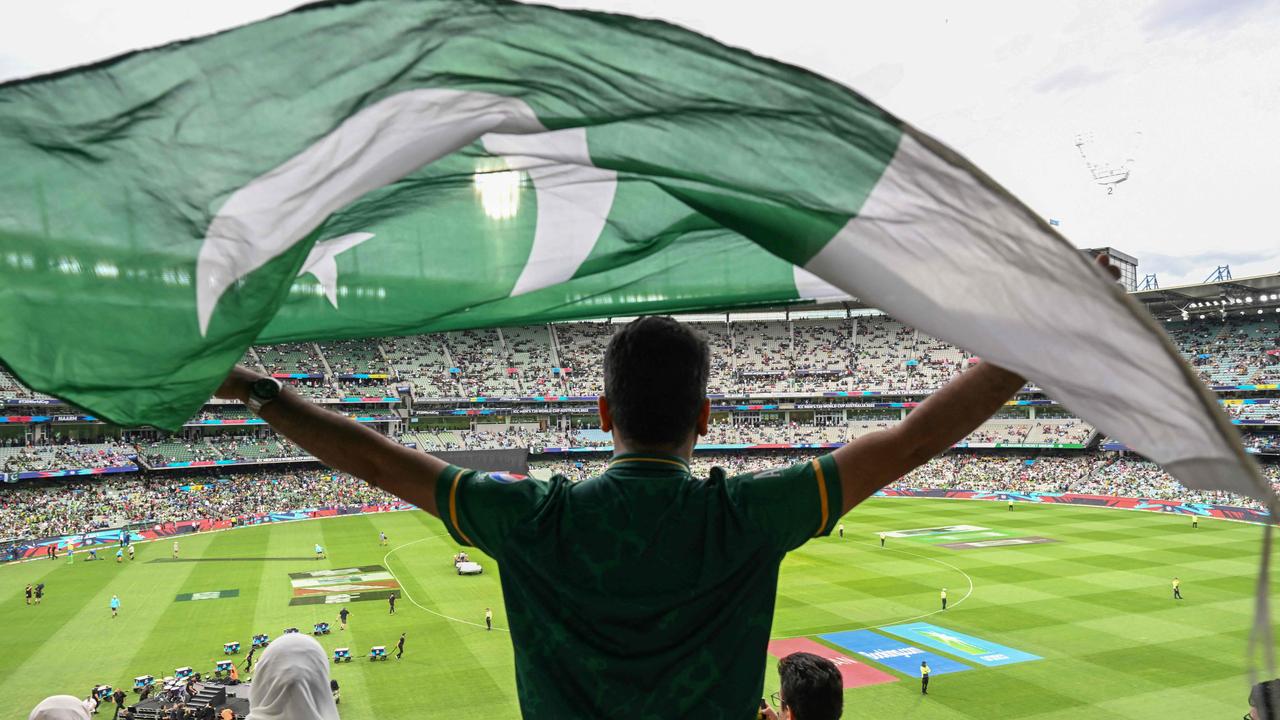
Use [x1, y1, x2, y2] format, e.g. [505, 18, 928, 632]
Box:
[821, 630, 972, 676]
[175, 589, 240, 602]
[884, 525, 990, 539]
[13, 465, 138, 480]
[938, 536, 1059, 550]
[767, 638, 897, 689]
[880, 623, 1041, 667]
[288, 565, 401, 606]
[914, 530, 1011, 544]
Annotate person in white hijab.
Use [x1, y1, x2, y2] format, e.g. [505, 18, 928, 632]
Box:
[248, 633, 340, 719]
[27, 695, 90, 720]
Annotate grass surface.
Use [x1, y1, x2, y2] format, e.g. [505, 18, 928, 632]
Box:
[0, 498, 1272, 718]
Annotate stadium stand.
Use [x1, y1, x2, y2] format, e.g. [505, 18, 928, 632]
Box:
[447, 329, 521, 396]
[253, 342, 326, 374]
[321, 339, 388, 375]
[503, 326, 558, 394]
[553, 322, 614, 395]
[383, 334, 457, 398]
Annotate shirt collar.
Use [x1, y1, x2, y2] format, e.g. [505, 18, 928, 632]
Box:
[606, 452, 691, 473]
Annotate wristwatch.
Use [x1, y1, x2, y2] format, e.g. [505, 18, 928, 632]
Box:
[247, 377, 284, 415]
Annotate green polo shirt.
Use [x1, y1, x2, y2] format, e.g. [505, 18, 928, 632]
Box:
[437, 453, 842, 720]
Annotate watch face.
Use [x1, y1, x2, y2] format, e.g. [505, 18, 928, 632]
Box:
[252, 377, 282, 399]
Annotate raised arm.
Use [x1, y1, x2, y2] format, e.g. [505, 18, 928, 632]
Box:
[215, 365, 447, 516]
[831, 362, 1025, 514]
[831, 255, 1121, 515]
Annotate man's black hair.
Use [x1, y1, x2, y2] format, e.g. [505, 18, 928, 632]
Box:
[1251, 679, 1280, 719]
[603, 316, 710, 447]
[778, 652, 843, 720]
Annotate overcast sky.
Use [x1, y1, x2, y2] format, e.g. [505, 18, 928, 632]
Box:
[4, 0, 1278, 287]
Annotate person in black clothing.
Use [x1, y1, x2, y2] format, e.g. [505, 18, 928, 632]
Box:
[112, 688, 127, 719]
[34, 583, 44, 605]
[25, 584, 32, 605]
[245, 644, 256, 672]
[396, 633, 406, 660]
[388, 592, 397, 615]
[339, 607, 350, 630]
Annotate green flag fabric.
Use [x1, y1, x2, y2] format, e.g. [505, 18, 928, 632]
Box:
[0, 0, 1269, 508]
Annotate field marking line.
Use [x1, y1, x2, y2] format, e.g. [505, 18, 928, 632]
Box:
[383, 536, 509, 633]
[770, 542, 975, 640]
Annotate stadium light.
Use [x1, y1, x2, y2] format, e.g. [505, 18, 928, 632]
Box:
[1199, 314, 1205, 319]
[1246, 296, 1253, 303]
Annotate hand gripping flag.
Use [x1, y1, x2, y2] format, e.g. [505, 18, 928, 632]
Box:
[0, 1, 1270, 509]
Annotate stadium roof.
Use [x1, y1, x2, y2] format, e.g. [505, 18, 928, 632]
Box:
[1135, 271, 1280, 321]
[627, 269, 1280, 324]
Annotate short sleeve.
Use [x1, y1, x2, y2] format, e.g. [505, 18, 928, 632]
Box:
[435, 466, 549, 557]
[725, 454, 842, 552]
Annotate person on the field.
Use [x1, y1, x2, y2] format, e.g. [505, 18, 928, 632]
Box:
[338, 607, 350, 631]
[111, 689, 127, 720]
[172, 541, 179, 559]
[396, 632, 406, 660]
[1248, 679, 1280, 720]
[879, 532, 886, 548]
[1007, 500, 1014, 511]
[314, 543, 325, 560]
[1172, 577, 1182, 600]
[25, 583, 32, 605]
[485, 607, 493, 631]
[214, 299, 1040, 718]
[245, 644, 257, 672]
[1192, 516, 1199, 529]
[27, 694, 91, 720]
[920, 661, 930, 695]
[837, 523, 843, 539]
[87, 548, 97, 561]
[116, 548, 123, 563]
[388, 592, 396, 615]
[940, 588, 947, 610]
[110, 595, 120, 618]
[379, 531, 388, 546]
[34, 583, 43, 604]
[774, 652, 842, 720]
[247, 633, 339, 720]
[127, 544, 134, 561]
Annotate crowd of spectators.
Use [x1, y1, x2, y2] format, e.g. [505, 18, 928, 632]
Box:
[0, 469, 393, 541]
[0, 441, 135, 474]
[3, 450, 1277, 545]
[5, 317, 1269, 403]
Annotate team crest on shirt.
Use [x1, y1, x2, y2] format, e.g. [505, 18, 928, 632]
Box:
[488, 472, 528, 484]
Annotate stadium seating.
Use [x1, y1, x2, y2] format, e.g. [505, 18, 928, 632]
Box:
[321, 339, 388, 375]
[254, 342, 327, 374]
[448, 329, 521, 396]
[502, 326, 557, 394]
[553, 322, 614, 395]
[382, 335, 458, 398]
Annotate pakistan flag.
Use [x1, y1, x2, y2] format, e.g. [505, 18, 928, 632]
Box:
[0, 0, 1267, 501]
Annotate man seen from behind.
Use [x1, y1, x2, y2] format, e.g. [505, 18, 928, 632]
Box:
[216, 314, 1032, 718]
